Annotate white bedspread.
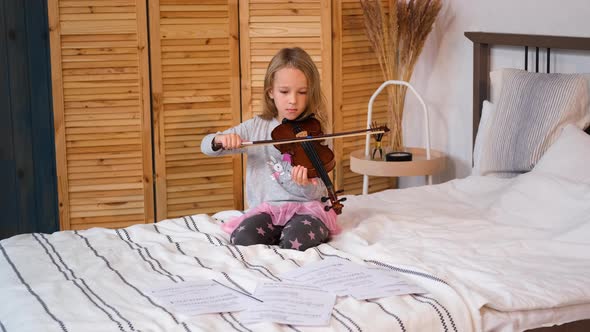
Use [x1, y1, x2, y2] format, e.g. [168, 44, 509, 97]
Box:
[1, 173, 589, 332]
[335, 173, 590, 331]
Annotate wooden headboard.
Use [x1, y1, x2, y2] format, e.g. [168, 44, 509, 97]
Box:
[464, 32, 590, 145]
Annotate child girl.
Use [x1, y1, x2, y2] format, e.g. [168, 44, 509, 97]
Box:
[200, 47, 340, 251]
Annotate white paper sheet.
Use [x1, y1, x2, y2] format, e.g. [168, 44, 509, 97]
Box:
[281, 258, 425, 299]
[240, 281, 336, 326]
[149, 280, 260, 316]
[350, 267, 426, 300]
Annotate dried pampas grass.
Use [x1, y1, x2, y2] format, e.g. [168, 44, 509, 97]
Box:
[360, 0, 442, 150]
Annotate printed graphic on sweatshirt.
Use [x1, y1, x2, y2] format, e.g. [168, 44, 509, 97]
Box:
[267, 154, 293, 184]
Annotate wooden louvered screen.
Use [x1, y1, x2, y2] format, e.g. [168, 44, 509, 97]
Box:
[333, 0, 394, 194]
[239, 0, 333, 206]
[239, 0, 332, 124]
[48, 0, 154, 230]
[149, 0, 242, 220]
[47, 0, 392, 231]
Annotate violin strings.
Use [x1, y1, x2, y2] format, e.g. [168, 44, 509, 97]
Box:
[302, 139, 332, 188]
[292, 124, 334, 191]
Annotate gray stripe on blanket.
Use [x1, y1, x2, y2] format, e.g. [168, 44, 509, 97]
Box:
[0, 242, 69, 332]
[74, 231, 193, 332]
[118, 228, 185, 282]
[330, 310, 354, 332]
[187, 216, 219, 245]
[219, 313, 249, 332]
[155, 221, 254, 296]
[415, 294, 458, 332]
[32, 232, 71, 280]
[333, 307, 362, 332]
[287, 325, 303, 332]
[411, 294, 449, 332]
[366, 299, 406, 332]
[184, 216, 282, 281]
[153, 221, 252, 332]
[227, 312, 254, 332]
[364, 260, 449, 285]
[35, 233, 136, 332]
[227, 244, 282, 281]
[153, 223, 212, 270]
[0, 320, 6, 332]
[267, 245, 300, 267]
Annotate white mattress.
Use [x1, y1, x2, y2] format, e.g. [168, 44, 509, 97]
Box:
[1, 172, 589, 331]
[334, 173, 590, 331]
[481, 302, 590, 332]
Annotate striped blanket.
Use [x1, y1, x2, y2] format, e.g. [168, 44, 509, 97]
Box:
[3, 174, 589, 332]
[0, 214, 471, 332]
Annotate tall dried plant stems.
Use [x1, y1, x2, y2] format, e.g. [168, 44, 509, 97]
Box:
[360, 0, 442, 150]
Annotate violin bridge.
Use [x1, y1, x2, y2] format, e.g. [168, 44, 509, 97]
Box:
[295, 131, 308, 138]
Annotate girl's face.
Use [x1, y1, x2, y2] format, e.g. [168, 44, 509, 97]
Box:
[269, 67, 308, 122]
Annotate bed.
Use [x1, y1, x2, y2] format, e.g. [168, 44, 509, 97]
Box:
[1, 32, 590, 332]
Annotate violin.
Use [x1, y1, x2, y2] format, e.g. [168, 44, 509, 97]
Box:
[271, 117, 334, 178]
[272, 116, 344, 214]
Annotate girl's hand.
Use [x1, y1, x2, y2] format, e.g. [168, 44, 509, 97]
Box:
[291, 165, 319, 186]
[213, 133, 242, 150]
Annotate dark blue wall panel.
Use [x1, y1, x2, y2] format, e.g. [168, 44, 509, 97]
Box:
[0, 0, 19, 238]
[0, 0, 58, 239]
[25, 0, 58, 235]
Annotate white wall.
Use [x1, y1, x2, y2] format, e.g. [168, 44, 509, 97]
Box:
[398, 0, 590, 188]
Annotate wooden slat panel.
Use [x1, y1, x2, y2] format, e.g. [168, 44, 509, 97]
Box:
[150, 0, 242, 219]
[332, 0, 393, 194]
[48, 0, 154, 230]
[239, 0, 332, 204]
[241, 0, 331, 121]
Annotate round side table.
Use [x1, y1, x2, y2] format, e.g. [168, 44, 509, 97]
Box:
[350, 147, 446, 194]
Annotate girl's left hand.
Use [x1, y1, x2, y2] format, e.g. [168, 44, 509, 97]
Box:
[291, 165, 318, 186]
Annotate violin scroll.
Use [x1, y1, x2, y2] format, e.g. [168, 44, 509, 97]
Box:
[322, 195, 346, 214]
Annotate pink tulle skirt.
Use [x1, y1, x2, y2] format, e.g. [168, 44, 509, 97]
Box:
[221, 201, 341, 235]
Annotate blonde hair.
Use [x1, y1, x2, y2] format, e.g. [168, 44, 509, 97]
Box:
[260, 47, 328, 131]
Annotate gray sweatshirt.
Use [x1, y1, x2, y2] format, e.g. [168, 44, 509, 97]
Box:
[200, 116, 328, 209]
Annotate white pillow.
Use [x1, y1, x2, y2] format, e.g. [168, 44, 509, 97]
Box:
[489, 69, 504, 104]
[490, 68, 590, 115]
[472, 100, 494, 175]
[533, 124, 590, 184]
[479, 69, 590, 177]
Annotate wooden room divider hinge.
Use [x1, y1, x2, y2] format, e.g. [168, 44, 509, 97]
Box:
[151, 92, 163, 154]
[152, 170, 158, 222]
[150, 91, 166, 221]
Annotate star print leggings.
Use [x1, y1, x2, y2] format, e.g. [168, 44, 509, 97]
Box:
[230, 213, 330, 251]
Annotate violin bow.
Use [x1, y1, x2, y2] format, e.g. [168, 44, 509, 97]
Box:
[240, 125, 390, 147]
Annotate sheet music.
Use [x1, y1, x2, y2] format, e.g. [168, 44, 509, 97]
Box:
[148, 258, 424, 325]
[149, 280, 259, 316]
[281, 258, 425, 300]
[349, 266, 426, 300]
[240, 281, 335, 326]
